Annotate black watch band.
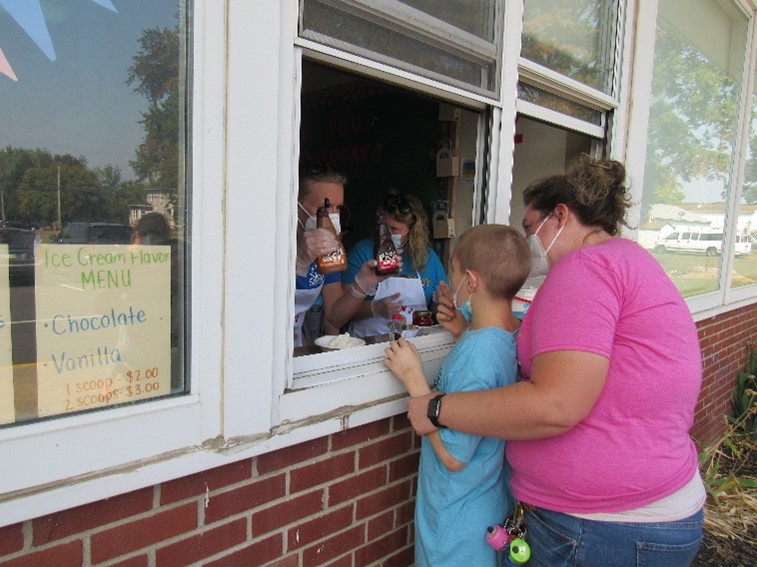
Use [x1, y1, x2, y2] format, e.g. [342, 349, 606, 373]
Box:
[427, 394, 447, 429]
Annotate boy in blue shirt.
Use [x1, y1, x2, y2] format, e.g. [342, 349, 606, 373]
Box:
[384, 224, 531, 567]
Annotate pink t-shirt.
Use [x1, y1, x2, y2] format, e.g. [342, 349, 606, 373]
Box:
[508, 238, 702, 513]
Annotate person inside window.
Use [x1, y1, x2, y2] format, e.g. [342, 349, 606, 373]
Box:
[295, 163, 397, 347]
[342, 192, 447, 338]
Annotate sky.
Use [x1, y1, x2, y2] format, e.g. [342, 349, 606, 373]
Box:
[0, 0, 179, 180]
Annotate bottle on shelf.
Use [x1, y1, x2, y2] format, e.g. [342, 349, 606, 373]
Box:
[316, 198, 347, 274]
[389, 313, 404, 340]
[374, 208, 401, 276]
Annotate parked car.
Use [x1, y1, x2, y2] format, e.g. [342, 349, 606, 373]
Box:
[0, 227, 37, 285]
[54, 222, 134, 244]
[653, 229, 751, 256]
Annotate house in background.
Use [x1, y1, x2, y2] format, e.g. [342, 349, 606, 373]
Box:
[129, 188, 177, 228]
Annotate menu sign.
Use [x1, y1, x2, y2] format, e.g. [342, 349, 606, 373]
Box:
[35, 244, 171, 417]
[0, 244, 14, 425]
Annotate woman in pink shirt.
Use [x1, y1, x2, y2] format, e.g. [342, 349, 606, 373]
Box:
[406, 155, 705, 566]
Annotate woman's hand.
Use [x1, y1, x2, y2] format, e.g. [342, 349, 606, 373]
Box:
[371, 293, 402, 318]
[407, 392, 441, 436]
[384, 338, 429, 397]
[354, 254, 405, 295]
[433, 281, 467, 340]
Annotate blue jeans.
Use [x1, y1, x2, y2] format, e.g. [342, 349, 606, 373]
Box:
[522, 506, 703, 567]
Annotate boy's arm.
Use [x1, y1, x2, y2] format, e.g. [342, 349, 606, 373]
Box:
[383, 339, 465, 472]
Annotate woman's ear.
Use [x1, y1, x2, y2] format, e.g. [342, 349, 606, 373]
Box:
[553, 203, 570, 226]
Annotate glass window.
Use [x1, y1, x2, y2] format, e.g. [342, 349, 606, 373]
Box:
[640, 0, 748, 298]
[517, 82, 601, 124]
[299, 0, 503, 97]
[521, 0, 619, 95]
[734, 69, 757, 291]
[0, 0, 189, 426]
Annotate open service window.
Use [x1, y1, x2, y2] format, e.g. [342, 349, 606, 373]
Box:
[291, 60, 485, 378]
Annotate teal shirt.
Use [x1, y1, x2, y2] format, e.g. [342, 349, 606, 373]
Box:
[416, 328, 518, 567]
[342, 238, 447, 305]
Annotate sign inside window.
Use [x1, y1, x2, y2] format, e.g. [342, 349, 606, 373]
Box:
[35, 244, 171, 416]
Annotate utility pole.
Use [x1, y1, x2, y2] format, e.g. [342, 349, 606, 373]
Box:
[57, 165, 61, 230]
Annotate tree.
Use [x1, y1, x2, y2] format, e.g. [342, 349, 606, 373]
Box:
[126, 26, 180, 192]
[641, 17, 740, 219]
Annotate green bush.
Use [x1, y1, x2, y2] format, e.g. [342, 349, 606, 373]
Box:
[730, 344, 757, 438]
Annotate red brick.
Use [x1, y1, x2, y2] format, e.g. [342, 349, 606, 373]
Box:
[90, 502, 197, 563]
[301, 525, 364, 566]
[32, 488, 153, 545]
[257, 438, 329, 475]
[253, 490, 325, 535]
[355, 481, 413, 520]
[204, 474, 286, 525]
[329, 467, 387, 507]
[161, 460, 252, 504]
[265, 554, 300, 567]
[395, 501, 415, 527]
[366, 510, 393, 540]
[388, 451, 419, 482]
[0, 523, 23, 556]
[290, 452, 355, 494]
[203, 533, 284, 567]
[354, 527, 409, 566]
[108, 555, 149, 567]
[381, 544, 415, 567]
[320, 554, 353, 567]
[156, 518, 246, 565]
[0, 540, 81, 567]
[358, 431, 413, 469]
[331, 419, 391, 451]
[287, 505, 353, 550]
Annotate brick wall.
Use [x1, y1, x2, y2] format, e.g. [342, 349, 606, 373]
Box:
[0, 416, 418, 566]
[1, 305, 755, 566]
[691, 302, 757, 446]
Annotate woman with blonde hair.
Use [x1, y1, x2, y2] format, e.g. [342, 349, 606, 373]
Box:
[343, 192, 447, 338]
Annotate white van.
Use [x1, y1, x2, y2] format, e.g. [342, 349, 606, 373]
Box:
[653, 229, 752, 256]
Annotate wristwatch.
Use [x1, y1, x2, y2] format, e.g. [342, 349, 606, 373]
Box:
[427, 394, 447, 429]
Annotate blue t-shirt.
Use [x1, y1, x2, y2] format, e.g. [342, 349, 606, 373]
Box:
[295, 260, 341, 291]
[342, 238, 447, 305]
[416, 327, 518, 567]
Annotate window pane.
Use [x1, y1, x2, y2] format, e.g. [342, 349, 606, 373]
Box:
[517, 82, 601, 124]
[521, 0, 618, 94]
[300, 0, 502, 97]
[641, 0, 747, 298]
[735, 72, 757, 290]
[0, 0, 190, 426]
[399, 0, 496, 41]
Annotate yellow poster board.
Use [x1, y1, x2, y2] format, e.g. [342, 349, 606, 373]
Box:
[35, 244, 171, 417]
[0, 244, 14, 425]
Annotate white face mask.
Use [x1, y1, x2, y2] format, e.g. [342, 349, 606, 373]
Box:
[299, 202, 341, 234]
[391, 234, 403, 248]
[527, 213, 564, 278]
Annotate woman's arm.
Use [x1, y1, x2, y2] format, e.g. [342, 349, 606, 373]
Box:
[407, 350, 608, 440]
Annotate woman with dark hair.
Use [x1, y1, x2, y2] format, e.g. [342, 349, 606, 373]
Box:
[404, 155, 705, 566]
[343, 192, 447, 338]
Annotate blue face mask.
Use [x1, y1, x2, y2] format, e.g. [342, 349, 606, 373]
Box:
[452, 274, 473, 322]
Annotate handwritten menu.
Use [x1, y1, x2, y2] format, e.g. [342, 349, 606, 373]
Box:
[35, 244, 171, 417]
[0, 245, 13, 425]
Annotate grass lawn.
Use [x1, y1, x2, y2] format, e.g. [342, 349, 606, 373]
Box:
[650, 249, 757, 297]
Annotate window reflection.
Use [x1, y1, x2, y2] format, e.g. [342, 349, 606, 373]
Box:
[521, 0, 618, 94]
[0, 0, 189, 426]
[640, 0, 748, 297]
